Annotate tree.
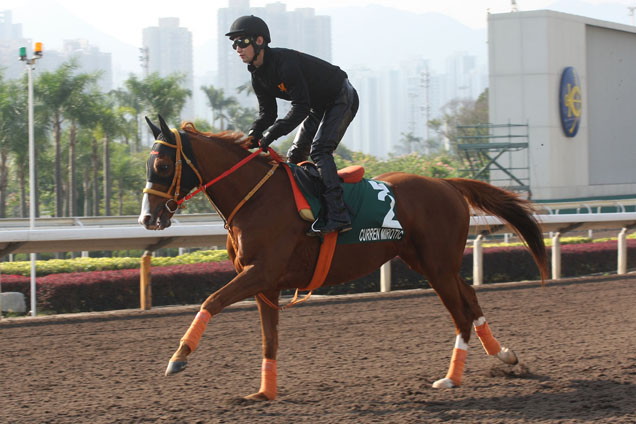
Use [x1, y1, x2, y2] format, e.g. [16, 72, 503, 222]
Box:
[0, 74, 15, 217]
[226, 104, 257, 132]
[0, 75, 47, 218]
[142, 73, 191, 126]
[396, 132, 423, 155]
[122, 72, 191, 146]
[66, 77, 101, 216]
[201, 84, 237, 130]
[428, 88, 489, 159]
[36, 61, 98, 216]
[236, 80, 254, 97]
[110, 143, 145, 215]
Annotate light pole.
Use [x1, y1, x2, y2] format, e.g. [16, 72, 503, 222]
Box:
[19, 42, 43, 317]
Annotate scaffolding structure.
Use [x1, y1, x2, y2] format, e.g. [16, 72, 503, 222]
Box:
[457, 123, 531, 198]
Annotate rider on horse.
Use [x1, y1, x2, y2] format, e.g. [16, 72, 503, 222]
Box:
[226, 15, 360, 234]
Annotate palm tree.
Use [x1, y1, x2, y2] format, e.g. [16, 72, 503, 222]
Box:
[97, 94, 125, 216]
[66, 80, 100, 216]
[116, 77, 146, 151]
[0, 74, 13, 217]
[0, 75, 47, 218]
[201, 84, 237, 130]
[36, 61, 98, 216]
[236, 80, 254, 96]
[226, 104, 257, 132]
[143, 73, 192, 125]
[123, 73, 191, 145]
[110, 143, 145, 215]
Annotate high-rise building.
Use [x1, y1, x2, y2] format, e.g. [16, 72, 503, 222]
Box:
[62, 40, 112, 92]
[143, 17, 194, 119]
[217, 0, 332, 109]
[0, 10, 29, 80]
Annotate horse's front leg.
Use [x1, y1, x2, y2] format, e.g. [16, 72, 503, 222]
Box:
[245, 289, 280, 401]
[165, 265, 268, 376]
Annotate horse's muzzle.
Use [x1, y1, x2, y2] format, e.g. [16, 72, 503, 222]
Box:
[139, 193, 172, 230]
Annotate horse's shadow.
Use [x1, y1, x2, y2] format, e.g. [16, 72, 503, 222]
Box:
[386, 377, 633, 421]
[278, 367, 635, 421]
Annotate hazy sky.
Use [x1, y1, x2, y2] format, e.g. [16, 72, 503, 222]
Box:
[5, 0, 635, 48]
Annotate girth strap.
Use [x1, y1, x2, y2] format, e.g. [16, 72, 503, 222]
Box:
[257, 231, 338, 310]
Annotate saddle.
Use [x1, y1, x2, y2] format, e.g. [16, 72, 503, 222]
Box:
[286, 162, 365, 222]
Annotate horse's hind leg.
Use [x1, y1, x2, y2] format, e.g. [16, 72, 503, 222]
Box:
[245, 290, 280, 401]
[432, 275, 518, 388]
[460, 280, 519, 366]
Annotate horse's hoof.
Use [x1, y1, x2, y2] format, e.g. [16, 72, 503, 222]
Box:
[497, 347, 518, 365]
[244, 392, 272, 401]
[432, 377, 456, 388]
[165, 360, 187, 376]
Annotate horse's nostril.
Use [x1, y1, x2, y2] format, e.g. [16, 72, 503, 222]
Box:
[140, 215, 152, 226]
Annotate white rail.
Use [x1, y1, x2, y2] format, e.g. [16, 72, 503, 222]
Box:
[1, 212, 635, 312]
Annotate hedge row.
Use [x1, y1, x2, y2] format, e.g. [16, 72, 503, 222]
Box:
[0, 250, 230, 276]
[1, 261, 237, 314]
[2, 240, 635, 314]
[315, 239, 636, 295]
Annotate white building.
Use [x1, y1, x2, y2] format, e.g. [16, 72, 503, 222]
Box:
[0, 10, 30, 80]
[488, 10, 636, 200]
[217, 0, 332, 110]
[143, 17, 194, 119]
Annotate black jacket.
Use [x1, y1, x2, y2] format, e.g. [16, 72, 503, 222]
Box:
[249, 47, 348, 140]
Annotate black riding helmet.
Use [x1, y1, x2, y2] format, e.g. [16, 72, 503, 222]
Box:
[226, 15, 270, 63]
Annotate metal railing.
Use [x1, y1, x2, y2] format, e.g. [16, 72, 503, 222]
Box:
[1, 212, 635, 314]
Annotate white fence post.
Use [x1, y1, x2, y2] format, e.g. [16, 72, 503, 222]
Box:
[380, 261, 391, 292]
[473, 235, 483, 286]
[552, 232, 561, 280]
[618, 228, 627, 275]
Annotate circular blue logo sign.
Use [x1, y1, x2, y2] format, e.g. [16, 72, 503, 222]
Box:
[559, 66, 582, 137]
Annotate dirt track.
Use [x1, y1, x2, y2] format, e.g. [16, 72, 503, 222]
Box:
[1, 275, 635, 423]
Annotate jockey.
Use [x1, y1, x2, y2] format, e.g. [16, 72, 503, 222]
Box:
[226, 15, 359, 234]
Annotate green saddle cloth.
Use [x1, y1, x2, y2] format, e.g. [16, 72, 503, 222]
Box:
[295, 167, 405, 245]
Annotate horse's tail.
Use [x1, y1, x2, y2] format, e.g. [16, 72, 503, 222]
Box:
[445, 178, 549, 284]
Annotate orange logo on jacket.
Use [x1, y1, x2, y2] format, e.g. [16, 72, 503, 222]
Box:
[278, 82, 287, 92]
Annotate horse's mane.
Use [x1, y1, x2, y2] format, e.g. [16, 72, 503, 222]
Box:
[180, 121, 253, 149]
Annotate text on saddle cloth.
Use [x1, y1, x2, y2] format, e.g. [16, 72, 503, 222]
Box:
[287, 162, 405, 244]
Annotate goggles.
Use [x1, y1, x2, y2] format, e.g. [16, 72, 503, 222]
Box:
[232, 37, 252, 50]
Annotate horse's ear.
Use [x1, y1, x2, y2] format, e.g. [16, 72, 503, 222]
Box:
[145, 116, 161, 139]
[157, 115, 175, 143]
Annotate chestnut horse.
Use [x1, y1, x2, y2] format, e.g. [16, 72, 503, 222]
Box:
[139, 116, 548, 401]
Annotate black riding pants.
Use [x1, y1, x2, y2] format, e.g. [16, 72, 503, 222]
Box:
[286, 79, 359, 166]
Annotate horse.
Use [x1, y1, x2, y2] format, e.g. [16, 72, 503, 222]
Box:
[138, 116, 548, 401]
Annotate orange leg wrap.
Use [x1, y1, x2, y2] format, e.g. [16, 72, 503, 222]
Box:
[258, 359, 277, 400]
[475, 322, 501, 355]
[445, 348, 467, 386]
[180, 309, 212, 353]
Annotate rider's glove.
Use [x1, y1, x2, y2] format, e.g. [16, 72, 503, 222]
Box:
[259, 131, 274, 153]
[247, 129, 262, 149]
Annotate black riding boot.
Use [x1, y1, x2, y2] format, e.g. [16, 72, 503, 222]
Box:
[315, 158, 351, 233]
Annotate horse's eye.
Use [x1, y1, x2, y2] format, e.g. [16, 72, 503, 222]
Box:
[154, 160, 173, 175]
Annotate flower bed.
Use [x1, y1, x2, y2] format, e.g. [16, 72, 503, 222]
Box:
[1, 261, 237, 314]
[2, 240, 635, 314]
[314, 239, 636, 295]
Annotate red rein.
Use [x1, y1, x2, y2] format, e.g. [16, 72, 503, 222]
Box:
[177, 147, 279, 206]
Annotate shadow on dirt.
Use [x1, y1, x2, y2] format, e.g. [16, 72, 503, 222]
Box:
[348, 378, 635, 422]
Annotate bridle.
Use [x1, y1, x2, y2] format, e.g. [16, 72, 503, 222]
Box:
[143, 128, 279, 227]
[143, 129, 205, 213]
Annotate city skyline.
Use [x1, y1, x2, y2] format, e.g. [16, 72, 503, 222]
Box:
[2, 0, 634, 156]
